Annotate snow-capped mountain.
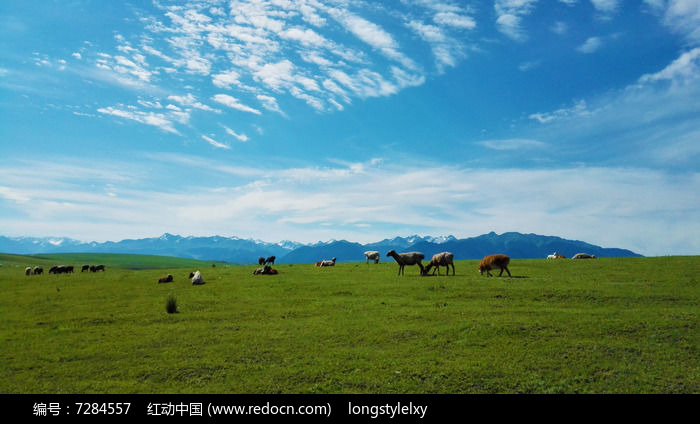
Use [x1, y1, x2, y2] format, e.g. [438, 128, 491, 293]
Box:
[0, 232, 641, 263]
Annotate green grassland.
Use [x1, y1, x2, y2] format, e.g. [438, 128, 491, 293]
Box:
[1, 254, 697, 393]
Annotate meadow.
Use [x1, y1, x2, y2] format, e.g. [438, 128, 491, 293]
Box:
[1, 253, 697, 394]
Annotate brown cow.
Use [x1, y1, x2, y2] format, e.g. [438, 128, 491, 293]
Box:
[478, 254, 512, 277]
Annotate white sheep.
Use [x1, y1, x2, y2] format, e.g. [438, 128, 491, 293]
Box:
[386, 250, 425, 276]
[423, 252, 455, 276]
[364, 251, 380, 264]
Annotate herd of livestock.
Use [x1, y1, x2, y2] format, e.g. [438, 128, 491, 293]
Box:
[20, 250, 597, 281]
[24, 264, 105, 275]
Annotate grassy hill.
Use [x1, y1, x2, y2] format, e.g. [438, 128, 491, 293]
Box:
[0, 252, 226, 270]
[1, 255, 697, 393]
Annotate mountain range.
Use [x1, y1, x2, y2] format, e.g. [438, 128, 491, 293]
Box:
[0, 232, 641, 263]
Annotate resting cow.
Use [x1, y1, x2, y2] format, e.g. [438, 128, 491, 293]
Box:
[253, 265, 278, 275]
[158, 274, 173, 283]
[190, 270, 205, 285]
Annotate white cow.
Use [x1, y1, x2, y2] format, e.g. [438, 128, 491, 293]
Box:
[364, 251, 380, 264]
[190, 270, 205, 285]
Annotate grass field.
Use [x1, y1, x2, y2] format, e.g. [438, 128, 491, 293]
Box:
[1, 253, 697, 394]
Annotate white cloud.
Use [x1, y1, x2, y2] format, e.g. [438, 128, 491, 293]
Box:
[279, 26, 328, 46]
[638, 47, 700, 84]
[433, 12, 476, 30]
[529, 99, 591, 123]
[661, 0, 700, 44]
[97, 106, 179, 134]
[202, 135, 231, 149]
[212, 69, 241, 88]
[223, 126, 250, 142]
[407, 20, 464, 71]
[577, 36, 603, 53]
[591, 0, 619, 14]
[551, 21, 568, 35]
[525, 49, 700, 172]
[518, 60, 541, 71]
[212, 94, 262, 115]
[168, 93, 218, 112]
[1, 158, 697, 255]
[256, 94, 285, 115]
[0, 186, 31, 204]
[494, 0, 539, 41]
[326, 7, 418, 70]
[478, 139, 547, 150]
[68, 0, 489, 121]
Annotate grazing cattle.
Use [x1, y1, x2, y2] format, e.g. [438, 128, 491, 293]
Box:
[478, 254, 512, 277]
[258, 257, 266, 266]
[547, 252, 567, 259]
[190, 270, 205, 285]
[264, 256, 276, 265]
[423, 252, 455, 276]
[90, 264, 105, 272]
[50, 265, 67, 274]
[65, 265, 74, 273]
[158, 274, 173, 283]
[386, 250, 425, 276]
[253, 265, 278, 275]
[364, 251, 380, 264]
[33, 266, 43, 275]
[81, 265, 90, 272]
[572, 253, 596, 259]
[25, 267, 32, 276]
[318, 258, 337, 267]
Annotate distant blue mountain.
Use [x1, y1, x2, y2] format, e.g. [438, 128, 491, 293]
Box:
[0, 232, 641, 264]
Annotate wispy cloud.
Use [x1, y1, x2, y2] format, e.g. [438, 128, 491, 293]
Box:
[660, 0, 700, 45]
[47, 0, 485, 133]
[494, 0, 539, 41]
[477, 139, 547, 150]
[168, 93, 219, 112]
[527, 48, 700, 170]
[202, 135, 231, 149]
[529, 99, 591, 123]
[591, 0, 620, 16]
[212, 94, 262, 115]
[1, 157, 697, 255]
[551, 21, 568, 35]
[327, 7, 417, 71]
[97, 106, 180, 134]
[407, 20, 466, 72]
[223, 126, 250, 142]
[577, 36, 603, 53]
[638, 47, 700, 84]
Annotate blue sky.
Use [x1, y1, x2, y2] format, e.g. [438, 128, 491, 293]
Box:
[1, 0, 699, 256]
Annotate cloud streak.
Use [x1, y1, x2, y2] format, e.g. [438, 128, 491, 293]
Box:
[1, 157, 696, 255]
[58, 0, 480, 135]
